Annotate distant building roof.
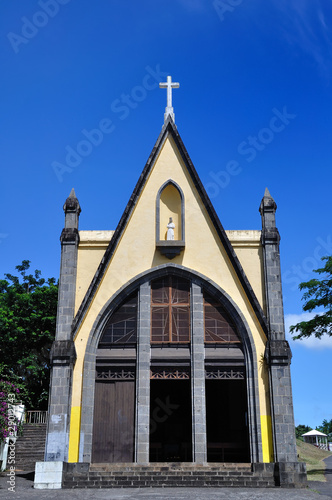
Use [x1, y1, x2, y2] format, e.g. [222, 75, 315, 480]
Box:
[302, 430, 327, 437]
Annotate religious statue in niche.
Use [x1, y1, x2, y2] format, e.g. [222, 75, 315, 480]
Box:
[166, 217, 175, 240]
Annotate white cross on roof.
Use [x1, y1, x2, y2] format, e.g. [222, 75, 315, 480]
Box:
[159, 76, 180, 124]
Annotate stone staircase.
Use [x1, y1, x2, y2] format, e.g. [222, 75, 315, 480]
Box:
[63, 462, 276, 488]
[14, 423, 47, 471]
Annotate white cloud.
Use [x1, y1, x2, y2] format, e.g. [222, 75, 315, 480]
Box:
[270, 0, 332, 77]
[285, 313, 332, 350]
[318, 9, 327, 31]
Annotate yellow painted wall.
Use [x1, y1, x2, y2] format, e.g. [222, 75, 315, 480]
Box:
[68, 406, 81, 462]
[261, 415, 274, 462]
[75, 230, 114, 314]
[226, 230, 266, 315]
[68, 134, 271, 461]
[258, 355, 274, 462]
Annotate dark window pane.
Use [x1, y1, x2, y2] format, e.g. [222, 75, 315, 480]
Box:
[171, 277, 189, 304]
[204, 293, 240, 343]
[172, 306, 190, 342]
[99, 294, 137, 345]
[151, 306, 169, 342]
[151, 278, 169, 304]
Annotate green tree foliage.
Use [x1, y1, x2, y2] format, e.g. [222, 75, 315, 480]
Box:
[0, 261, 58, 410]
[317, 419, 332, 438]
[290, 256, 332, 340]
[296, 424, 313, 440]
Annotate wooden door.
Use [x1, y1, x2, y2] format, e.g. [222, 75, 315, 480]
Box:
[92, 380, 135, 463]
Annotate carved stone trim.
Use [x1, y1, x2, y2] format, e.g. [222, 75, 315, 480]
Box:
[60, 228, 80, 245]
[261, 227, 280, 245]
[63, 196, 81, 214]
[50, 340, 76, 366]
[264, 340, 292, 366]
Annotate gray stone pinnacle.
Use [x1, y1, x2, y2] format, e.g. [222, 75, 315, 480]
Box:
[63, 188, 81, 216]
[68, 187, 77, 199]
[264, 187, 272, 198]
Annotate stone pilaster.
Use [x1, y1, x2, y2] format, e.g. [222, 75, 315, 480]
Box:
[55, 189, 81, 342]
[191, 283, 207, 464]
[259, 188, 284, 342]
[260, 189, 305, 486]
[135, 282, 151, 464]
[44, 342, 76, 462]
[265, 340, 297, 463]
[44, 189, 80, 462]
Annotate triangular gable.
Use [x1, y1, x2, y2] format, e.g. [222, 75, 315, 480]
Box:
[72, 116, 268, 337]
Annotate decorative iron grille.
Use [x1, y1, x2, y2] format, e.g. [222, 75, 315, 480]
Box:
[96, 368, 136, 380]
[151, 277, 190, 343]
[205, 368, 245, 379]
[150, 367, 190, 379]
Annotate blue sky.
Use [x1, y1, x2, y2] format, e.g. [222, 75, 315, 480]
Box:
[1, 0, 331, 429]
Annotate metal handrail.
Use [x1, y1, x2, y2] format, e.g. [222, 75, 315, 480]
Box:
[24, 410, 48, 424]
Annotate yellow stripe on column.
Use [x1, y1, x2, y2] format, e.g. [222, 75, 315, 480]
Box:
[261, 415, 274, 462]
[68, 406, 81, 463]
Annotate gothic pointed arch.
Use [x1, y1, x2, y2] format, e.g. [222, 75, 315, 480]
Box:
[156, 179, 185, 242]
[79, 264, 263, 464]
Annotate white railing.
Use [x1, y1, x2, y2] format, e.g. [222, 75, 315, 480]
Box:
[24, 410, 48, 424]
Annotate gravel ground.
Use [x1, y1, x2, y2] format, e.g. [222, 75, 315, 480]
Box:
[308, 455, 332, 498]
[0, 472, 331, 500]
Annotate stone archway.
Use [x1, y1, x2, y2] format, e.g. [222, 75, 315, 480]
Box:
[79, 264, 262, 464]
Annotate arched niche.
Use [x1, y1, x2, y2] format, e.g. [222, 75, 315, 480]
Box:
[156, 180, 185, 259]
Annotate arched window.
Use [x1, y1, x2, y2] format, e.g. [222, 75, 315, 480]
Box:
[151, 276, 190, 343]
[86, 271, 256, 466]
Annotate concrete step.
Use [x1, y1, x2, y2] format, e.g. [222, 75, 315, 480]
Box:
[89, 462, 252, 472]
[15, 441, 46, 449]
[63, 476, 275, 488]
[14, 423, 47, 471]
[63, 463, 276, 488]
[21, 424, 47, 429]
[13, 451, 45, 458]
